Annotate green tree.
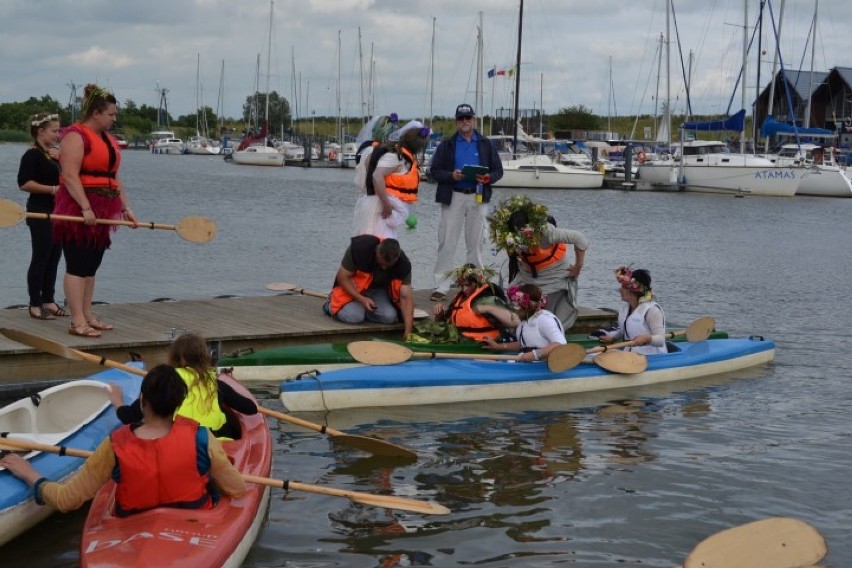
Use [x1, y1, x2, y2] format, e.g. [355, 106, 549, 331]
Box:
[550, 105, 600, 131]
[242, 91, 290, 135]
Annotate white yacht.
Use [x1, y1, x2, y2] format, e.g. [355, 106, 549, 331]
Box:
[493, 154, 604, 190]
[767, 144, 852, 198]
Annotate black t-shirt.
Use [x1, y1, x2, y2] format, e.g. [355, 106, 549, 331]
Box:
[340, 235, 412, 289]
[17, 147, 60, 213]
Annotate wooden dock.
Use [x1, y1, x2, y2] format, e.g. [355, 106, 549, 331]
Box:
[0, 290, 616, 385]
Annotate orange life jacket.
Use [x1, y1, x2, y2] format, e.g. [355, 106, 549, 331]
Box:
[110, 416, 213, 517]
[366, 147, 420, 203]
[329, 236, 407, 315]
[520, 243, 567, 271]
[449, 284, 501, 341]
[74, 124, 121, 191]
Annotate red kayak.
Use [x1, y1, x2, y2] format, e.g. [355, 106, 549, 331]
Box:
[80, 372, 271, 568]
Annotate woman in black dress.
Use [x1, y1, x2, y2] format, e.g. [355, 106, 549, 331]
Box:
[17, 112, 65, 320]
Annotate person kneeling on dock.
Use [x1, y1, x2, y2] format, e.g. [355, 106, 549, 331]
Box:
[594, 266, 667, 355]
[0, 364, 245, 515]
[481, 283, 566, 362]
[324, 235, 414, 339]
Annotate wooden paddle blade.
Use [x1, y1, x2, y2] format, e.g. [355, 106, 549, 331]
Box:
[330, 434, 418, 460]
[686, 316, 716, 342]
[347, 341, 413, 365]
[0, 199, 26, 228]
[547, 343, 587, 372]
[265, 282, 299, 292]
[175, 216, 217, 244]
[684, 517, 827, 568]
[0, 328, 85, 361]
[594, 351, 648, 374]
[281, 479, 450, 515]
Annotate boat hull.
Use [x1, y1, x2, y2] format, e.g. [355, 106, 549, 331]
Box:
[220, 331, 730, 382]
[79, 372, 271, 568]
[638, 162, 799, 196]
[795, 166, 852, 197]
[278, 338, 774, 411]
[0, 368, 143, 547]
[231, 146, 285, 166]
[494, 155, 604, 189]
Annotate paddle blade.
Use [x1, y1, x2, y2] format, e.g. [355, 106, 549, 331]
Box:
[344, 491, 451, 515]
[347, 341, 412, 365]
[547, 343, 587, 372]
[684, 517, 827, 568]
[265, 282, 299, 292]
[175, 216, 217, 244]
[594, 351, 647, 374]
[686, 316, 716, 342]
[0, 328, 84, 361]
[0, 199, 26, 228]
[330, 434, 418, 460]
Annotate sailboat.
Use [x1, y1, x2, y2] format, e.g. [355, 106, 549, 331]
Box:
[637, 0, 799, 197]
[185, 53, 221, 155]
[231, 1, 285, 167]
[491, 1, 603, 190]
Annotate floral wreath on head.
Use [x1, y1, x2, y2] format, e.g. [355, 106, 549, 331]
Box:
[507, 285, 546, 311]
[487, 195, 549, 255]
[447, 264, 495, 287]
[30, 113, 59, 127]
[615, 266, 654, 303]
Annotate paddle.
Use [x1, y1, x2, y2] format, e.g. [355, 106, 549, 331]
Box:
[0, 198, 216, 244]
[347, 340, 525, 365]
[265, 281, 429, 319]
[0, 437, 447, 515]
[548, 316, 717, 374]
[684, 517, 827, 567]
[0, 328, 417, 460]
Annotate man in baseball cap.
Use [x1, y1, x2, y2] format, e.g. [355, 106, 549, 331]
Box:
[455, 103, 475, 118]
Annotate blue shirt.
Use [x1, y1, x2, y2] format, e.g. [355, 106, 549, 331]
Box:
[453, 131, 480, 190]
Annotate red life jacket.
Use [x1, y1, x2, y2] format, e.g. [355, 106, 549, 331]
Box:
[110, 416, 213, 517]
[449, 284, 501, 341]
[69, 124, 121, 191]
[520, 243, 567, 271]
[366, 147, 420, 203]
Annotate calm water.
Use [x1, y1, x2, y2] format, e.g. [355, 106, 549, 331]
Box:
[1, 143, 850, 566]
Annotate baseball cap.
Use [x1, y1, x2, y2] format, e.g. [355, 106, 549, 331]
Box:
[455, 104, 475, 118]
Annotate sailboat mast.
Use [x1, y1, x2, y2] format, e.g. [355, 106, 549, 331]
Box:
[740, 0, 747, 154]
[804, 0, 818, 128]
[476, 12, 484, 133]
[764, 0, 785, 152]
[665, 0, 671, 148]
[336, 30, 342, 147]
[512, 0, 523, 156]
[264, 1, 273, 141]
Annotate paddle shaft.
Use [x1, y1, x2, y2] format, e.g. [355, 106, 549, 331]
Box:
[411, 351, 520, 362]
[587, 325, 699, 355]
[26, 212, 180, 232]
[0, 437, 445, 515]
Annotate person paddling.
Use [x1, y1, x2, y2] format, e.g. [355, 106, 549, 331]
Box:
[596, 266, 667, 355]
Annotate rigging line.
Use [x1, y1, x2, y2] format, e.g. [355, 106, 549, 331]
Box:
[723, 6, 763, 117]
[670, 0, 694, 118]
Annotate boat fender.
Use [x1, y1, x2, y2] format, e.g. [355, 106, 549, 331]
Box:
[636, 150, 647, 164]
[749, 335, 766, 341]
[329, 150, 336, 160]
[30, 393, 42, 406]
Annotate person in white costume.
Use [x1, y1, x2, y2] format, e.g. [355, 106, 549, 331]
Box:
[598, 266, 667, 355]
[482, 283, 566, 363]
[352, 117, 428, 239]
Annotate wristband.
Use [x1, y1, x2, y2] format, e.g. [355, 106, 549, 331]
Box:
[33, 477, 49, 506]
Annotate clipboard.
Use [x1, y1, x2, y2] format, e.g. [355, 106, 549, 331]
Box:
[461, 165, 488, 181]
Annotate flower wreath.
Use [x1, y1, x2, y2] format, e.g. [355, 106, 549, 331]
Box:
[30, 113, 59, 127]
[447, 264, 496, 287]
[507, 285, 546, 311]
[487, 195, 550, 255]
[615, 266, 653, 302]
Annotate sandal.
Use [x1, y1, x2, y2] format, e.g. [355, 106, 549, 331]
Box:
[29, 306, 56, 320]
[43, 303, 68, 317]
[87, 317, 114, 331]
[69, 323, 101, 338]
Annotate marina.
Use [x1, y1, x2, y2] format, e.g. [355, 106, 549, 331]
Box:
[1, 139, 851, 565]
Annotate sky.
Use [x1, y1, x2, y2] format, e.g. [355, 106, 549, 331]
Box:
[1, 0, 849, 127]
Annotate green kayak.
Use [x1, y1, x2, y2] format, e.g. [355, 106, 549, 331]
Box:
[218, 328, 729, 382]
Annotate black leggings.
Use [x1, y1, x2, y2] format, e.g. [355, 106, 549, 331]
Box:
[26, 218, 62, 306]
[62, 238, 106, 278]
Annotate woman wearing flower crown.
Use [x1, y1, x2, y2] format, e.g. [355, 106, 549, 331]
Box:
[17, 112, 65, 321]
[54, 84, 138, 338]
[432, 264, 518, 342]
[598, 266, 667, 355]
[487, 196, 589, 329]
[482, 283, 567, 363]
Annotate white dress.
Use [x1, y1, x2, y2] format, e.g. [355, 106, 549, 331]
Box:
[352, 147, 410, 239]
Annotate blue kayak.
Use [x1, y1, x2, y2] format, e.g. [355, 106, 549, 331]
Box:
[278, 338, 775, 411]
[0, 365, 142, 547]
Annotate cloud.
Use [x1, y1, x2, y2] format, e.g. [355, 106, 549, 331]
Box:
[49, 46, 134, 70]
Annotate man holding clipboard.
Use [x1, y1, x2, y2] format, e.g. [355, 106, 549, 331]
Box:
[429, 103, 503, 301]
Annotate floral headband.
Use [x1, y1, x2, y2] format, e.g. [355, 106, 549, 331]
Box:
[31, 114, 59, 127]
[82, 86, 114, 115]
[507, 286, 545, 311]
[615, 266, 652, 301]
[448, 265, 495, 287]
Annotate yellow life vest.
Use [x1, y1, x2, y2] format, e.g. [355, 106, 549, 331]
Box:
[174, 367, 227, 433]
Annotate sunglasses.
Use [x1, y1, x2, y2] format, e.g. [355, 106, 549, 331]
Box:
[457, 115, 474, 121]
